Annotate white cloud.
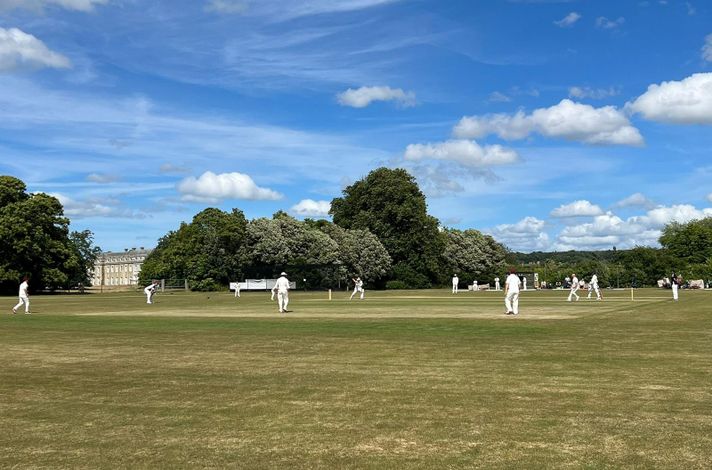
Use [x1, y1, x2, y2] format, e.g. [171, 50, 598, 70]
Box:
[177, 171, 282, 203]
[51, 193, 147, 219]
[568, 86, 620, 100]
[555, 205, 712, 250]
[554, 12, 582, 28]
[86, 173, 118, 184]
[686, 2, 696, 15]
[404, 139, 519, 168]
[702, 34, 712, 62]
[707, 193, 712, 203]
[159, 163, 191, 175]
[290, 199, 331, 217]
[631, 204, 712, 228]
[613, 192, 656, 209]
[337, 86, 416, 108]
[550, 200, 604, 218]
[488, 216, 550, 252]
[596, 16, 625, 30]
[0, 27, 71, 71]
[205, 0, 248, 14]
[205, 0, 399, 19]
[453, 99, 643, 146]
[488, 91, 512, 103]
[0, 0, 107, 12]
[627, 73, 712, 124]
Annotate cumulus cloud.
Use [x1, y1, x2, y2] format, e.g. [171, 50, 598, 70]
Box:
[596, 16, 625, 29]
[177, 171, 282, 203]
[555, 205, 712, 250]
[0, 0, 107, 12]
[488, 91, 512, 103]
[453, 99, 643, 146]
[627, 73, 712, 124]
[568, 86, 621, 100]
[337, 86, 416, 108]
[613, 192, 656, 209]
[404, 139, 519, 168]
[702, 34, 712, 62]
[52, 193, 146, 219]
[0, 27, 71, 71]
[550, 200, 604, 218]
[554, 12, 582, 28]
[488, 217, 550, 252]
[290, 199, 331, 217]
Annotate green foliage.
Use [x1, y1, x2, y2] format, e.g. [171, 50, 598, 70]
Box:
[0, 176, 87, 293]
[68, 230, 102, 287]
[318, 222, 392, 287]
[442, 228, 507, 284]
[330, 167, 445, 285]
[659, 218, 712, 265]
[385, 280, 409, 289]
[140, 208, 248, 288]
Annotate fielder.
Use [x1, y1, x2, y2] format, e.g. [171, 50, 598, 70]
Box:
[350, 277, 365, 300]
[234, 282, 241, 298]
[567, 273, 580, 302]
[272, 272, 290, 313]
[494, 277, 500, 291]
[144, 280, 159, 304]
[587, 274, 602, 301]
[523, 277, 527, 291]
[472, 280, 478, 292]
[504, 269, 521, 315]
[12, 276, 30, 314]
[452, 274, 459, 294]
[671, 272, 680, 301]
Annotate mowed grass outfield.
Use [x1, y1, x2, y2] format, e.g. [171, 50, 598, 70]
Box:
[1, 289, 711, 469]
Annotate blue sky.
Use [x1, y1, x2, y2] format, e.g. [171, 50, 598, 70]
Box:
[1, 0, 712, 252]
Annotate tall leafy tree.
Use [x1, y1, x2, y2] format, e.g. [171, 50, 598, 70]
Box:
[140, 207, 248, 290]
[0, 176, 79, 293]
[659, 218, 712, 265]
[330, 167, 445, 287]
[68, 230, 102, 287]
[442, 228, 507, 283]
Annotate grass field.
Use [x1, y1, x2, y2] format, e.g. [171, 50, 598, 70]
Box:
[1, 288, 711, 469]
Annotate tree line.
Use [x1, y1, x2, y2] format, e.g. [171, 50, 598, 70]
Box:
[3, 170, 710, 293]
[140, 168, 508, 290]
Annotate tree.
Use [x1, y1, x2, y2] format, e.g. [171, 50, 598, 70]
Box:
[140, 208, 248, 290]
[0, 176, 79, 293]
[442, 228, 507, 283]
[68, 230, 102, 287]
[317, 222, 392, 287]
[659, 218, 712, 265]
[330, 167, 445, 287]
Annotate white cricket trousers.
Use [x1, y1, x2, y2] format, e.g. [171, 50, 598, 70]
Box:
[146, 292, 154, 304]
[350, 287, 364, 300]
[452, 283, 458, 294]
[505, 291, 519, 314]
[672, 283, 678, 300]
[14, 295, 30, 313]
[278, 291, 289, 312]
[568, 287, 579, 301]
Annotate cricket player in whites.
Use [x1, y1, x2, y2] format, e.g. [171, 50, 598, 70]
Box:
[272, 272, 290, 313]
[567, 273, 580, 302]
[494, 277, 501, 291]
[452, 274, 459, 294]
[504, 269, 521, 315]
[12, 276, 30, 314]
[587, 274, 602, 301]
[144, 280, 159, 304]
[350, 276, 365, 300]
